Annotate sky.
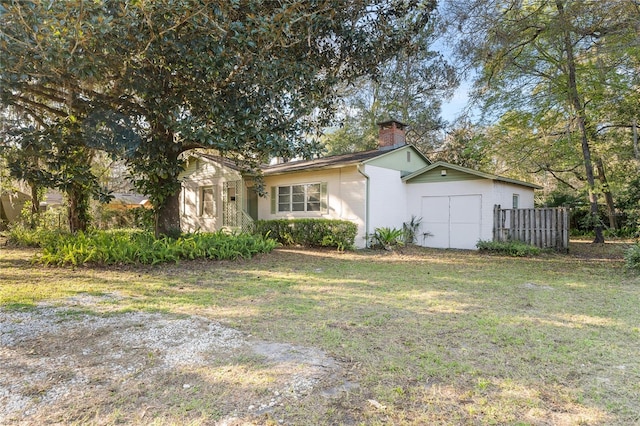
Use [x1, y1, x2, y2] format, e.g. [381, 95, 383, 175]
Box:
[440, 80, 472, 124]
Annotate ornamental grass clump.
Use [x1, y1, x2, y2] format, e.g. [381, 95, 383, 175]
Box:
[31, 229, 276, 266]
[370, 227, 405, 250]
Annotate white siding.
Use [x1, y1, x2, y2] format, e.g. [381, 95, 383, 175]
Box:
[178, 157, 242, 232]
[260, 166, 368, 247]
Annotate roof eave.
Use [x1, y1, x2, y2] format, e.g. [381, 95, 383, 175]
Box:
[262, 160, 362, 176]
[361, 144, 430, 166]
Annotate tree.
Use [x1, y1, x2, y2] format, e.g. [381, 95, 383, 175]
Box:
[3, 118, 109, 233]
[434, 118, 492, 170]
[445, 0, 640, 242]
[322, 17, 458, 155]
[1, 0, 438, 236]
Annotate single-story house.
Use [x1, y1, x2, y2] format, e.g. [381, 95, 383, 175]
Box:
[178, 120, 541, 249]
[106, 193, 152, 210]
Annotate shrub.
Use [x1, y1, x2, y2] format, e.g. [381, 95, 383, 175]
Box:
[20, 229, 277, 266]
[402, 215, 422, 244]
[7, 225, 64, 248]
[254, 219, 357, 250]
[624, 243, 640, 271]
[476, 240, 541, 257]
[370, 227, 405, 250]
[92, 206, 155, 232]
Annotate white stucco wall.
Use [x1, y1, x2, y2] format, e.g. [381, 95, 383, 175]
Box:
[259, 166, 369, 247]
[493, 182, 535, 209]
[363, 164, 408, 235]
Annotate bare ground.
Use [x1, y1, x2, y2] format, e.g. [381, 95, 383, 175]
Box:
[1, 295, 355, 425]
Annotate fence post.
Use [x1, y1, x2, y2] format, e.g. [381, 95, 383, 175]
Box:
[562, 207, 569, 252]
[493, 205, 500, 242]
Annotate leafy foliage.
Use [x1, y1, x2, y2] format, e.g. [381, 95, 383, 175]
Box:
[323, 19, 458, 155]
[2, 118, 111, 233]
[10, 229, 276, 266]
[370, 227, 405, 250]
[402, 215, 423, 244]
[254, 219, 358, 251]
[624, 243, 640, 272]
[476, 240, 542, 257]
[1, 0, 438, 236]
[7, 226, 65, 249]
[446, 0, 640, 242]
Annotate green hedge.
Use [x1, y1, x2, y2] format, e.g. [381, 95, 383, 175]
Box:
[12, 229, 277, 266]
[254, 218, 357, 250]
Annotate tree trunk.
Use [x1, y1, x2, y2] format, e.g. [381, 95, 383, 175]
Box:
[596, 158, 617, 230]
[67, 186, 90, 233]
[155, 186, 181, 238]
[29, 181, 40, 229]
[556, 0, 604, 243]
[152, 140, 182, 238]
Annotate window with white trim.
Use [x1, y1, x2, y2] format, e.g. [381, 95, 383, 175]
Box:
[512, 194, 520, 209]
[200, 186, 215, 217]
[277, 183, 321, 212]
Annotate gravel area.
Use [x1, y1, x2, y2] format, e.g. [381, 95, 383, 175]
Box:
[0, 295, 354, 425]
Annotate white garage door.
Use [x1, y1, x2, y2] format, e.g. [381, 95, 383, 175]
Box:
[421, 195, 482, 249]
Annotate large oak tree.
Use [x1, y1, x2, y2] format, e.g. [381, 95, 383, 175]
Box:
[1, 0, 437, 235]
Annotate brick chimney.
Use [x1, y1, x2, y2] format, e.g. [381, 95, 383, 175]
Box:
[377, 119, 407, 150]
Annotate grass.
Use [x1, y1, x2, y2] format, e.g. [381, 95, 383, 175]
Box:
[1, 239, 639, 425]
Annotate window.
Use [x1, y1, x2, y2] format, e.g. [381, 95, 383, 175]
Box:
[200, 186, 215, 217]
[512, 194, 520, 209]
[274, 183, 325, 213]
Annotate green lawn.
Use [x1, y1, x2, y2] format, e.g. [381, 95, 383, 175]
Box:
[1, 241, 639, 425]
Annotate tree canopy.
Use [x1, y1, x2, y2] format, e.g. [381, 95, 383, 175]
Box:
[323, 18, 458, 155]
[443, 0, 640, 240]
[1, 0, 438, 235]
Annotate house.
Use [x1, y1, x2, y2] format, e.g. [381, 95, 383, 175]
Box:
[105, 193, 152, 211]
[0, 190, 31, 226]
[178, 120, 541, 249]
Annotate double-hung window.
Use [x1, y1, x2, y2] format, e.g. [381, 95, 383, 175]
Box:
[275, 183, 324, 213]
[200, 186, 215, 217]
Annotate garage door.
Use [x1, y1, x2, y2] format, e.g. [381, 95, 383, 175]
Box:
[420, 195, 482, 249]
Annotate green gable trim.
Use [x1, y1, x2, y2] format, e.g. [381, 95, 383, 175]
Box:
[406, 166, 485, 183]
[403, 161, 542, 189]
[363, 145, 429, 173]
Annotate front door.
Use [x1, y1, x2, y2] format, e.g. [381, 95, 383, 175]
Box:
[223, 180, 240, 227]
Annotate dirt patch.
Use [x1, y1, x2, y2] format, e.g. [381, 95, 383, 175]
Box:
[568, 239, 633, 261]
[1, 295, 354, 425]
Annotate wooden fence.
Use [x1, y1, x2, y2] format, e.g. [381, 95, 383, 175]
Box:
[493, 205, 569, 251]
